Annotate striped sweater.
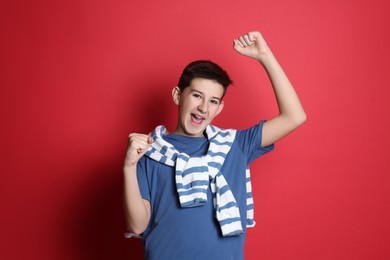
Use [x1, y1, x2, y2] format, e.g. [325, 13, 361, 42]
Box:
[145, 125, 255, 237]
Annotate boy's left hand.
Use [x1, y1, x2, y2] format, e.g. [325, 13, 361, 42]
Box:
[233, 31, 271, 61]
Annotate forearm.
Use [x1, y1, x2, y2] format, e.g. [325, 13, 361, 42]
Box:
[123, 165, 150, 235]
[257, 49, 306, 147]
[259, 50, 306, 124]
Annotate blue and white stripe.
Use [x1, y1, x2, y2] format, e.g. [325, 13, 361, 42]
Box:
[145, 125, 255, 237]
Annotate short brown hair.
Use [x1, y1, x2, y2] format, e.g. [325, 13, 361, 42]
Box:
[177, 60, 233, 98]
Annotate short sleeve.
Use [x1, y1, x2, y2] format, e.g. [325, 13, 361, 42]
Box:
[235, 120, 274, 163]
[136, 156, 151, 202]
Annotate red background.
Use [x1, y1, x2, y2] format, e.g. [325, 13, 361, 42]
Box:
[1, 0, 390, 259]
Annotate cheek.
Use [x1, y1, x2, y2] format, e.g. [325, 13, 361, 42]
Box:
[179, 100, 192, 115]
[182, 99, 196, 110]
[209, 106, 221, 117]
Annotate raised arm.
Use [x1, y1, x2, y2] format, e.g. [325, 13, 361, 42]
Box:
[123, 133, 153, 235]
[233, 31, 306, 147]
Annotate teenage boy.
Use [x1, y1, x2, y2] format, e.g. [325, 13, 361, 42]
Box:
[123, 31, 306, 260]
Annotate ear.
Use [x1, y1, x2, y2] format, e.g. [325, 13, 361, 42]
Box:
[172, 86, 180, 105]
[215, 100, 224, 116]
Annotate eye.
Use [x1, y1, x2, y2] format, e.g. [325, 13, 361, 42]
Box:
[193, 93, 201, 99]
[210, 99, 219, 105]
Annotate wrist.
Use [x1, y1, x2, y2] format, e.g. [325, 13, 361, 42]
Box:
[123, 162, 137, 174]
[256, 50, 277, 68]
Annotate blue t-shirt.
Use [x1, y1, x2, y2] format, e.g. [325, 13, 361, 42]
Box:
[136, 121, 274, 260]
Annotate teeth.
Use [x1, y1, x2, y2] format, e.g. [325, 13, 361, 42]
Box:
[192, 114, 203, 122]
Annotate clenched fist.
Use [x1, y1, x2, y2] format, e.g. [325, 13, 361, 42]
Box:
[233, 31, 271, 61]
[124, 133, 153, 168]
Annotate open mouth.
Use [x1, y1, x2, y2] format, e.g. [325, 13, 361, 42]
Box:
[191, 113, 205, 124]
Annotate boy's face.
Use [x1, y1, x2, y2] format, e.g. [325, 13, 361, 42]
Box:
[172, 78, 224, 137]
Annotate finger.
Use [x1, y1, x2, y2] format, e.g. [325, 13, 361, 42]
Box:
[243, 34, 253, 46]
[133, 139, 149, 151]
[126, 142, 148, 165]
[233, 39, 244, 49]
[247, 32, 253, 42]
[137, 147, 144, 153]
[147, 135, 154, 144]
[234, 38, 243, 47]
[239, 36, 248, 47]
[128, 134, 150, 151]
[137, 139, 152, 154]
[249, 31, 263, 43]
[125, 133, 150, 166]
[129, 133, 149, 143]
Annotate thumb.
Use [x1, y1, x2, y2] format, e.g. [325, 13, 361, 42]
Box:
[233, 39, 241, 49]
[138, 136, 153, 155]
[233, 39, 241, 53]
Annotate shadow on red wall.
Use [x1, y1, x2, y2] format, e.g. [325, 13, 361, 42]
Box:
[62, 83, 174, 259]
[65, 163, 144, 259]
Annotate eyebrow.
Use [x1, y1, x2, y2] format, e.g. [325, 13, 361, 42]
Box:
[191, 89, 222, 101]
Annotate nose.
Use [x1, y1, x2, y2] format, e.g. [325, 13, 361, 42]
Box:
[198, 100, 208, 113]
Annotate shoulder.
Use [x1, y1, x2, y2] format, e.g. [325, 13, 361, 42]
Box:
[234, 120, 275, 162]
[235, 120, 267, 140]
